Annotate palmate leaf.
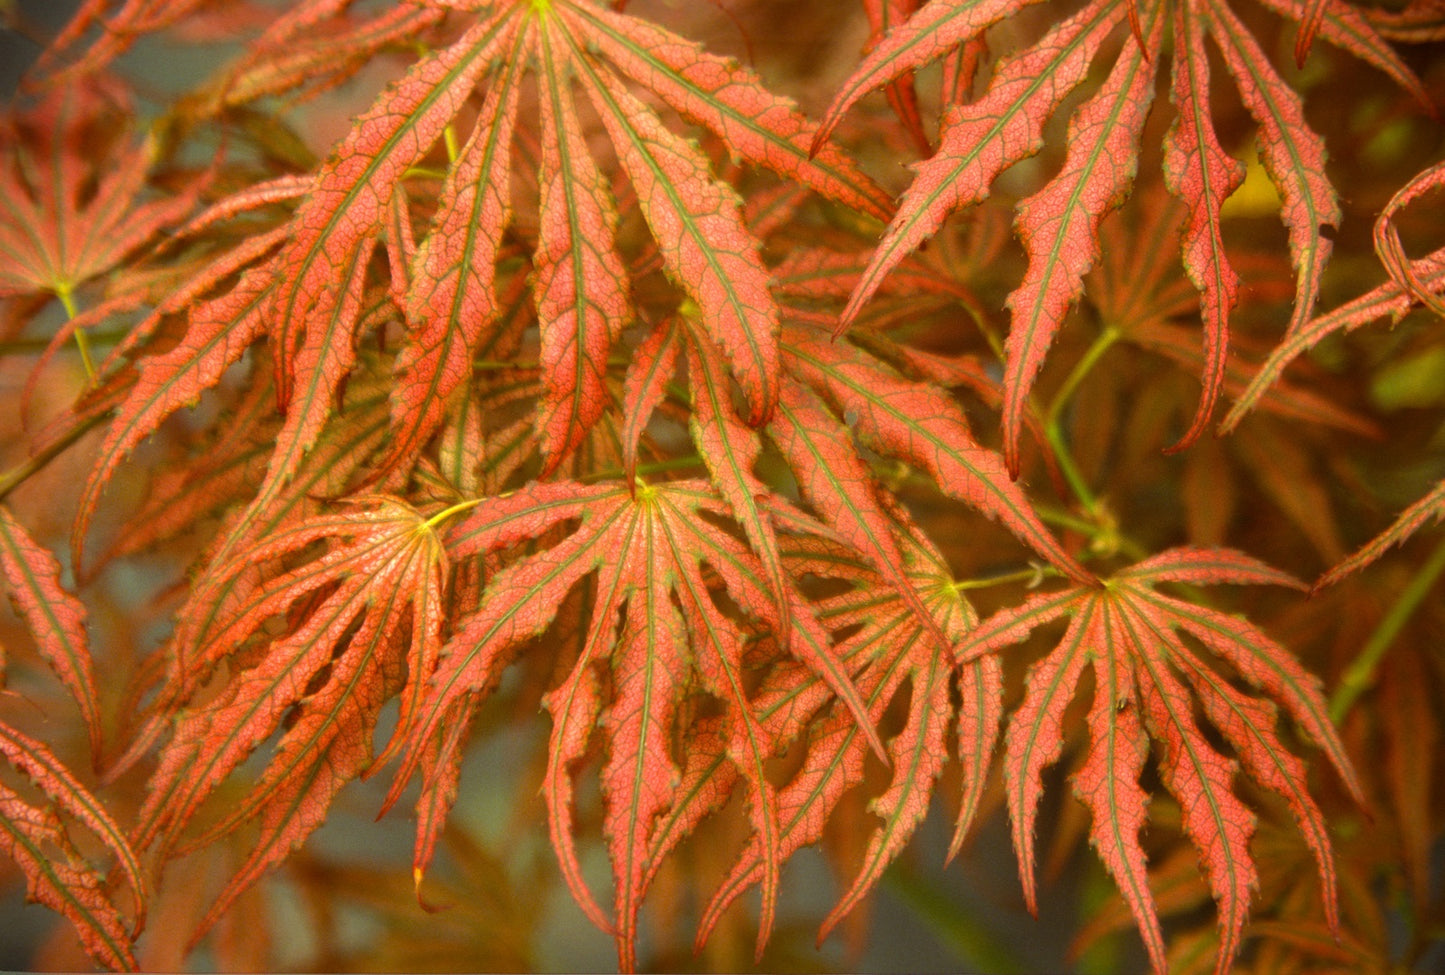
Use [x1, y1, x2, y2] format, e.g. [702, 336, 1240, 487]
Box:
[695, 520, 1001, 953]
[957, 548, 1363, 974]
[88, 0, 893, 516]
[383, 478, 881, 972]
[130, 495, 447, 943]
[816, 0, 1428, 472]
[0, 79, 193, 305]
[0, 725, 145, 971]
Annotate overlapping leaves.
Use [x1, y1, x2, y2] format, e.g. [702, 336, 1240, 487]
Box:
[814, 0, 1430, 473]
[71, 0, 894, 562]
[2, 0, 1408, 970]
[0, 508, 143, 970]
[688, 520, 1001, 954]
[381, 478, 881, 970]
[130, 494, 447, 942]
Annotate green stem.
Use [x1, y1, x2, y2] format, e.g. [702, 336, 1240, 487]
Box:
[1042, 325, 1120, 518]
[1329, 532, 1445, 721]
[0, 329, 129, 354]
[1045, 324, 1119, 429]
[0, 409, 109, 504]
[55, 284, 96, 380]
[883, 862, 1023, 973]
[1045, 421, 1100, 518]
[579, 455, 705, 483]
[953, 564, 1058, 592]
[423, 497, 485, 531]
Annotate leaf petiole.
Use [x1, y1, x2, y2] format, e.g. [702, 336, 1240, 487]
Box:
[0, 408, 109, 504]
[54, 283, 96, 381]
[1329, 531, 1445, 721]
[422, 497, 485, 531]
[1042, 325, 1121, 520]
[953, 563, 1057, 592]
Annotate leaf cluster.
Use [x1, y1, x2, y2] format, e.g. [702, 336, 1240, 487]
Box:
[1, 0, 1443, 972]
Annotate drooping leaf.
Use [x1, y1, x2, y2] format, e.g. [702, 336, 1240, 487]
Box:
[696, 522, 989, 953]
[999, 0, 1162, 474]
[576, 55, 779, 426]
[0, 507, 101, 760]
[1160, 0, 1245, 451]
[814, 0, 1425, 463]
[387, 479, 880, 971]
[0, 724, 145, 971]
[378, 38, 527, 480]
[957, 548, 1361, 974]
[131, 495, 448, 942]
[1204, 0, 1339, 348]
[534, 24, 631, 470]
[831, 0, 1127, 337]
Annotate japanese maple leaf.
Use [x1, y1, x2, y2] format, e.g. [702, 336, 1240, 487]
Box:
[814, 0, 1429, 475]
[68, 0, 896, 580]
[0, 79, 193, 310]
[0, 724, 146, 971]
[0, 504, 144, 970]
[101, 373, 403, 782]
[694, 518, 1003, 955]
[956, 547, 1363, 974]
[129, 494, 448, 944]
[780, 320, 1093, 586]
[614, 295, 1090, 663]
[382, 478, 881, 972]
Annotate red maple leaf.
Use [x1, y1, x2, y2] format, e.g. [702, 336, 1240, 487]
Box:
[813, 0, 1430, 474]
[128, 494, 447, 943]
[957, 547, 1362, 973]
[0, 80, 192, 310]
[381, 478, 881, 971]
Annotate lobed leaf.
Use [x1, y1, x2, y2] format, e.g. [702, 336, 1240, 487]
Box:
[576, 51, 781, 426]
[0, 507, 101, 760]
[956, 550, 1357, 972]
[1000, 0, 1161, 474]
[568, 1, 894, 222]
[834, 0, 1126, 331]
